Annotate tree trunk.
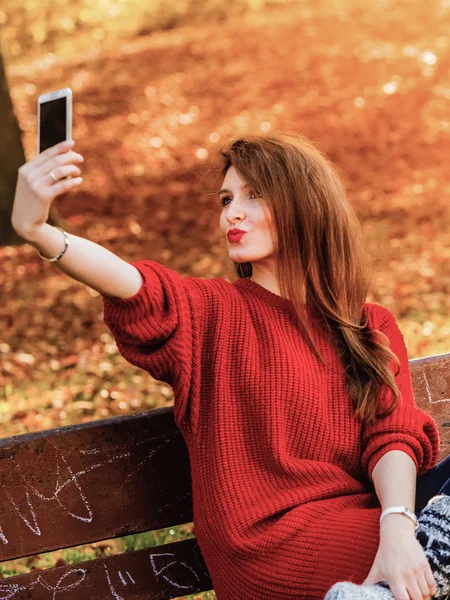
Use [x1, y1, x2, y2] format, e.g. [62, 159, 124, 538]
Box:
[0, 45, 26, 246]
[0, 43, 61, 247]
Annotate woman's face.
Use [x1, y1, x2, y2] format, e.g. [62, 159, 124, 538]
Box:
[218, 166, 276, 265]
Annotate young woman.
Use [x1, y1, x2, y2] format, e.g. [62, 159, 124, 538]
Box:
[11, 132, 450, 600]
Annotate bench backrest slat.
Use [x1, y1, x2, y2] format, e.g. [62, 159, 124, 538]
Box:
[0, 408, 192, 562]
[409, 353, 450, 457]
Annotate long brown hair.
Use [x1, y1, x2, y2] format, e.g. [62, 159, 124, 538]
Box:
[216, 131, 401, 426]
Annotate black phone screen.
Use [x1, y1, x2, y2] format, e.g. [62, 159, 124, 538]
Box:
[39, 97, 67, 153]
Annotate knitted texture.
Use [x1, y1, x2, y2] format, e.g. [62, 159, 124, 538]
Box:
[102, 259, 441, 600]
[323, 493, 450, 600]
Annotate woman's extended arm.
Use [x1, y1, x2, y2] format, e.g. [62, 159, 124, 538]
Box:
[11, 139, 143, 299]
[22, 223, 143, 299]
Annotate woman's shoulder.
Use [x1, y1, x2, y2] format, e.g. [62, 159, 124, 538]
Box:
[363, 301, 396, 330]
[181, 272, 238, 296]
[172, 269, 243, 310]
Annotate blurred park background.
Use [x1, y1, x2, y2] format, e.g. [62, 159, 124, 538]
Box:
[0, 0, 449, 593]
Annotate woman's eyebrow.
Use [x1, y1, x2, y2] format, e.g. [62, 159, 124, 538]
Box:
[218, 183, 251, 196]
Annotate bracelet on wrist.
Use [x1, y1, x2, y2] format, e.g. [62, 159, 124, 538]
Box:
[380, 506, 419, 530]
[37, 227, 70, 262]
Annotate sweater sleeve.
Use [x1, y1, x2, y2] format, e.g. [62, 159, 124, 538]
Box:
[360, 307, 440, 483]
[101, 259, 207, 432]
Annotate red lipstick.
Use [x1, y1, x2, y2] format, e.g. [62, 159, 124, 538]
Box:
[227, 228, 247, 243]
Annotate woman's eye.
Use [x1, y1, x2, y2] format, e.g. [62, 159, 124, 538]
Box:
[220, 191, 260, 207]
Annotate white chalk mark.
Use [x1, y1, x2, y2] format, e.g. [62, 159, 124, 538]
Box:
[4, 449, 93, 530]
[54, 451, 131, 494]
[54, 452, 94, 523]
[4, 485, 41, 537]
[423, 371, 450, 404]
[0, 525, 8, 545]
[0, 580, 19, 600]
[117, 570, 136, 585]
[149, 552, 200, 590]
[125, 571, 135, 584]
[38, 568, 87, 599]
[0, 568, 87, 600]
[0, 432, 179, 544]
[103, 563, 125, 600]
[117, 571, 127, 585]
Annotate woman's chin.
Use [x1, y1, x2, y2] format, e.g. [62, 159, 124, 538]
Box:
[229, 253, 253, 263]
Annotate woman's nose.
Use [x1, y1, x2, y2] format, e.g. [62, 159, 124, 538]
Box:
[228, 218, 245, 227]
[227, 205, 245, 221]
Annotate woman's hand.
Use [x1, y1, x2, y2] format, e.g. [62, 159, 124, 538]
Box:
[362, 517, 437, 600]
[11, 139, 84, 240]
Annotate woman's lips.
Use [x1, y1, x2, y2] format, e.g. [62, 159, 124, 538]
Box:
[227, 232, 246, 243]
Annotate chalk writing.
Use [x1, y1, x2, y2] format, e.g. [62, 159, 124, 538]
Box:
[125, 571, 135, 584]
[118, 571, 127, 586]
[149, 551, 201, 590]
[117, 570, 135, 585]
[0, 567, 87, 600]
[0, 431, 180, 546]
[0, 548, 206, 598]
[423, 371, 450, 404]
[102, 563, 124, 600]
[0, 527, 8, 546]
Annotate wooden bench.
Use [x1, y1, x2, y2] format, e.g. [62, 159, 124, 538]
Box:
[1, 352, 449, 599]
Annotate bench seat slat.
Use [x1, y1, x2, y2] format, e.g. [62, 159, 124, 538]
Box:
[0, 538, 213, 599]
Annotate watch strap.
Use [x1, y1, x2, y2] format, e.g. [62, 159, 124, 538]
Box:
[380, 506, 419, 530]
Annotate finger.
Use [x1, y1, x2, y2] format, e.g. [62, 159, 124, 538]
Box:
[404, 577, 426, 600]
[40, 163, 82, 185]
[39, 150, 84, 177]
[34, 139, 75, 167]
[389, 580, 410, 600]
[424, 566, 436, 597]
[46, 176, 83, 198]
[416, 570, 432, 600]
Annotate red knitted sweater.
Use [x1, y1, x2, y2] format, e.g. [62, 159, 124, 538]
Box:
[102, 259, 440, 600]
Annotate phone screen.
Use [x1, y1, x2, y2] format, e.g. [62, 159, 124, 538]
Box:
[39, 97, 67, 153]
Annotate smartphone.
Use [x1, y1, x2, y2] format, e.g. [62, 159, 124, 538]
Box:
[37, 88, 72, 154]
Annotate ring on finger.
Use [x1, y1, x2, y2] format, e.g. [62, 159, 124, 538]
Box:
[49, 170, 58, 183]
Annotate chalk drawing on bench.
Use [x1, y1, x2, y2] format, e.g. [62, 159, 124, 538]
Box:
[0, 567, 87, 599]
[103, 562, 127, 600]
[0, 527, 8, 546]
[423, 371, 450, 404]
[149, 552, 201, 591]
[3, 486, 42, 538]
[0, 549, 206, 598]
[0, 431, 182, 545]
[117, 570, 135, 585]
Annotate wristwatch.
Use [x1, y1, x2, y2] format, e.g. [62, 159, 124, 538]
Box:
[380, 506, 419, 531]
